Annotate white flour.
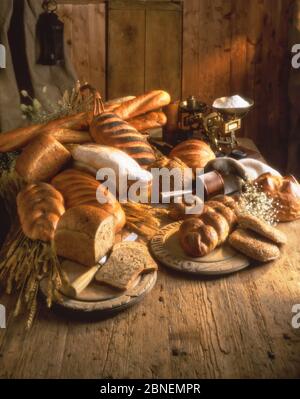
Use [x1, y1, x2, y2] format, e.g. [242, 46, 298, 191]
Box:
[213, 95, 250, 109]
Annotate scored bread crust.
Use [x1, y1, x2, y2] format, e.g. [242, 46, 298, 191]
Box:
[15, 133, 71, 182]
[51, 168, 126, 232]
[54, 205, 115, 266]
[228, 228, 280, 262]
[17, 182, 65, 241]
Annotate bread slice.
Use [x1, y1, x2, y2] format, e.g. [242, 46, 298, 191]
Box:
[228, 228, 280, 262]
[95, 241, 157, 290]
[54, 205, 115, 266]
[16, 133, 71, 182]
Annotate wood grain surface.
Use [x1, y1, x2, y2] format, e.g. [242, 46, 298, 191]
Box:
[0, 138, 299, 379]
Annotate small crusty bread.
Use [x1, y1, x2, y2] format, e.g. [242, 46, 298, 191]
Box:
[228, 228, 280, 262]
[16, 133, 71, 182]
[95, 241, 157, 290]
[54, 205, 115, 266]
[238, 214, 287, 244]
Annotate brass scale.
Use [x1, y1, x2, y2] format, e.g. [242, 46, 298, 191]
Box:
[176, 95, 254, 158]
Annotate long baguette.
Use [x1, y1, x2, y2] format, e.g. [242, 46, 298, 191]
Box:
[49, 128, 92, 144]
[128, 111, 167, 132]
[0, 97, 134, 153]
[114, 90, 171, 120]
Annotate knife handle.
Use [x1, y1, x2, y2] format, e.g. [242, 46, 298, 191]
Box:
[62, 265, 100, 298]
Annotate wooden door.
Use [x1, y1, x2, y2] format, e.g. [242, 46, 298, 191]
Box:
[107, 0, 182, 101]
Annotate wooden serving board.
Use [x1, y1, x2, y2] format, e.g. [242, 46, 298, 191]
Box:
[150, 222, 250, 275]
[40, 259, 157, 314]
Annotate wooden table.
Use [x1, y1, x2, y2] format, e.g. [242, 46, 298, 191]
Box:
[0, 139, 300, 379]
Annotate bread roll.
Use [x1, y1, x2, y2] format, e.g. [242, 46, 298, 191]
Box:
[51, 169, 126, 233]
[15, 133, 71, 182]
[254, 173, 300, 222]
[170, 139, 215, 172]
[179, 195, 237, 257]
[55, 205, 115, 266]
[17, 182, 65, 242]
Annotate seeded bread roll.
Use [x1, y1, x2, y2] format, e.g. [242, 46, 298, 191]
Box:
[228, 228, 280, 262]
[15, 133, 71, 182]
[55, 205, 115, 266]
[237, 214, 287, 244]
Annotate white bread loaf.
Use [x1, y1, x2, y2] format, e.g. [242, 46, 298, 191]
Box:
[69, 144, 153, 190]
[54, 205, 115, 266]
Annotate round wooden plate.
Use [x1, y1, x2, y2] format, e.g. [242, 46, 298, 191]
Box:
[150, 222, 250, 275]
[40, 259, 157, 314]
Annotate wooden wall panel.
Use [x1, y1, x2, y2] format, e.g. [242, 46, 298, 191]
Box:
[107, 8, 146, 98]
[182, 0, 293, 172]
[57, 2, 106, 97]
[145, 9, 182, 99]
[107, 0, 182, 100]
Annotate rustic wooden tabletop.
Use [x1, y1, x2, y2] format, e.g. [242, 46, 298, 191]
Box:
[0, 138, 300, 379]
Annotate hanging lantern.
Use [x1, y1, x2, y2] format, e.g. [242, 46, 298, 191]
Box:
[37, 0, 65, 65]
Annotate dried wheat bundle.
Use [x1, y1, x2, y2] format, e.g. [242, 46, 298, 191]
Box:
[0, 229, 68, 329]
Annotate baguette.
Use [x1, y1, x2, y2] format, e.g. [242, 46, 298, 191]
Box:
[128, 111, 167, 132]
[114, 90, 171, 120]
[54, 205, 115, 266]
[49, 128, 92, 144]
[17, 182, 65, 241]
[15, 133, 71, 182]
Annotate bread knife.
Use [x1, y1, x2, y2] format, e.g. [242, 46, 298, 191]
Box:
[61, 232, 138, 298]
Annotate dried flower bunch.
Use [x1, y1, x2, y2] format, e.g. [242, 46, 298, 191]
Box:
[20, 80, 94, 124]
[238, 181, 280, 225]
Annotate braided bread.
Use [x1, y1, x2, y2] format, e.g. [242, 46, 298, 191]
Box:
[51, 169, 126, 232]
[89, 112, 156, 168]
[179, 195, 238, 257]
[17, 183, 65, 242]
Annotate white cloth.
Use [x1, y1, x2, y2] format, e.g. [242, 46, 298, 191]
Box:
[239, 158, 282, 180]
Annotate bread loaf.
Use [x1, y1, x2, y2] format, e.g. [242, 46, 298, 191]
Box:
[15, 133, 71, 182]
[254, 173, 300, 222]
[17, 183, 65, 242]
[69, 143, 153, 184]
[89, 112, 156, 168]
[51, 169, 126, 232]
[54, 205, 115, 266]
[128, 111, 167, 132]
[114, 90, 171, 120]
[170, 139, 215, 172]
[179, 195, 237, 257]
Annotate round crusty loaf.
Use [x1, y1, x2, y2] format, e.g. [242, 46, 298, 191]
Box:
[51, 169, 126, 233]
[15, 133, 71, 182]
[237, 213, 287, 244]
[17, 182, 65, 242]
[228, 228, 280, 262]
[169, 139, 215, 172]
[54, 205, 115, 266]
[254, 173, 300, 222]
